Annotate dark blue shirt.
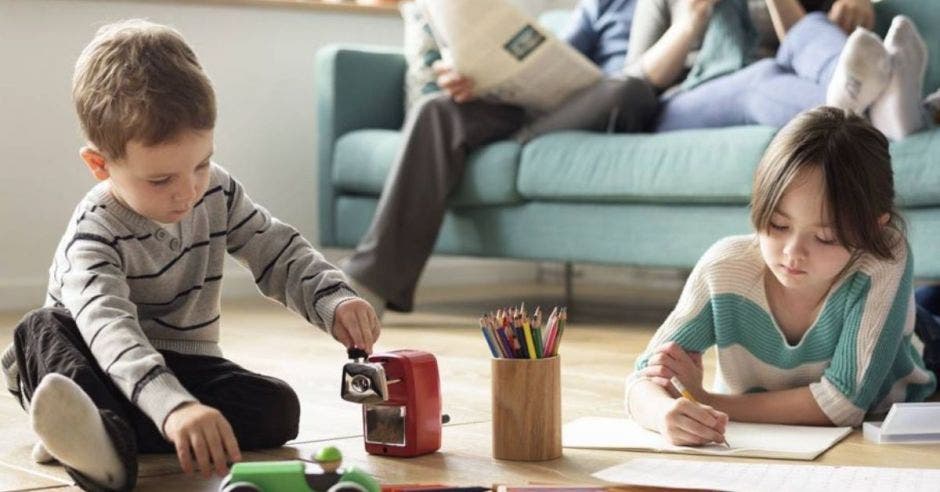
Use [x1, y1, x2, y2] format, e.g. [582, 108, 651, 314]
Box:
[562, 0, 637, 76]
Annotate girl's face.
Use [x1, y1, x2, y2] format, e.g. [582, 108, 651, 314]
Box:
[758, 167, 854, 295]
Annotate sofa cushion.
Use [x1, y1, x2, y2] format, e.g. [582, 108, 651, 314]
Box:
[332, 129, 523, 207]
[517, 126, 776, 204]
[892, 128, 940, 207]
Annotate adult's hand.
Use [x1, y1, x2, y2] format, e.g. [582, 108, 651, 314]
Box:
[164, 402, 242, 479]
[432, 60, 475, 103]
[678, 0, 721, 39]
[828, 0, 875, 34]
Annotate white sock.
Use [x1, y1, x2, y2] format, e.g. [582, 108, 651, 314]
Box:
[826, 28, 891, 114]
[31, 441, 56, 464]
[30, 373, 126, 489]
[870, 16, 929, 140]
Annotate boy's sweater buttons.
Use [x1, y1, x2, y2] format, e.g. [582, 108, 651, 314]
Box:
[169, 238, 180, 251]
[155, 229, 168, 241]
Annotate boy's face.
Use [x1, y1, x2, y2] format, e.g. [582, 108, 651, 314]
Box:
[757, 167, 853, 296]
[83, 130, 214, 224]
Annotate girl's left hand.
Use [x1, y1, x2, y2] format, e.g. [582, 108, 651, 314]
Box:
[641, 341, 705, 399]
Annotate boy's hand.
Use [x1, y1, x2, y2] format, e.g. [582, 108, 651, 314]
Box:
[432, 60, 475, 103]
[164, 402, 241, 479]
[332, 298, 381, 354]
[659, 396, 729, 446]
[641, 342, 705, 399]
[828, 0, 874, 34]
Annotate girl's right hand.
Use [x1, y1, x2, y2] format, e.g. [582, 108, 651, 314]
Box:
[659, 396, 729, 446]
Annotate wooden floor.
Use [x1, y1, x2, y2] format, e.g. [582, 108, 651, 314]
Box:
[1, 283, 938, 491]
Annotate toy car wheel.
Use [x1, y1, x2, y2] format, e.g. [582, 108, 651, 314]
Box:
[222, 482, 261, 492]
[327, 481, 369, 492]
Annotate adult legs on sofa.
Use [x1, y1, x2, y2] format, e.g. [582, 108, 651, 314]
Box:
[656, 12, 851, 131]
[342, 78, 658, 313]
[515, 77, 658, 142]
[656, 7, 930, 139]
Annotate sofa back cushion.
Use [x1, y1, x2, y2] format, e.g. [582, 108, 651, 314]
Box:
[516, 125, 940, 206]
[517, 127, 776, 204]
[333, 129, 524, 207]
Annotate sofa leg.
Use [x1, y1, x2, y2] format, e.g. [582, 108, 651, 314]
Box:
[564, 262, 574, 310]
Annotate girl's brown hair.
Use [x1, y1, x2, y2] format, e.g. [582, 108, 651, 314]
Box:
[72, 19, 216, 160]
[750, 106, 902, 260]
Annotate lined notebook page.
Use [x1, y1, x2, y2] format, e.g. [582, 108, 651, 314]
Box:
[563, 417, 852, 460]
[593, 458, 940, 492]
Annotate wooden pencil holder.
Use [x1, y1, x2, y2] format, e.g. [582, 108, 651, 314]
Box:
[491, 355, 562, 461]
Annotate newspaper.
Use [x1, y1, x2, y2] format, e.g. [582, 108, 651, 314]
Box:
[419, 0, 602, 113]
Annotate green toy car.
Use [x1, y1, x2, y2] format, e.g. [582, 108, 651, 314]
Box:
[220, 447, 379, 492]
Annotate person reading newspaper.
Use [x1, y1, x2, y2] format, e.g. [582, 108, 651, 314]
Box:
[420, 0, 611, 113]
[340, 0, 894, 317]
[341, 0, 659, 315]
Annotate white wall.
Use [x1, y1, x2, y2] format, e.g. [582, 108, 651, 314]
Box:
[0, 0, 578, 312]
[0, 0, 408, 310]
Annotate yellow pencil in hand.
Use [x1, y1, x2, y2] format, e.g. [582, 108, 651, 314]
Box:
[670, 376, 730, 448]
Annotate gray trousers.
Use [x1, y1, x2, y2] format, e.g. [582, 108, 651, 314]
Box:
[343, 76, 658, 311]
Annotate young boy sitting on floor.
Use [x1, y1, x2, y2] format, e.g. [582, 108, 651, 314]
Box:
[0, 19, 380, 491]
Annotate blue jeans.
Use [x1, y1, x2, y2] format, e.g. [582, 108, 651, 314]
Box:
[916, 286, 940, 379]
[917, 285, 940, 316]
[656, 12, 847, 131]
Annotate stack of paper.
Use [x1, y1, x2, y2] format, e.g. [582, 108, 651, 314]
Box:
[863, 402, 940, 444]
[593, 458, 940, 492]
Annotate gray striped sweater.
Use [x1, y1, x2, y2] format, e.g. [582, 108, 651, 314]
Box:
[2, 163, 357, 434]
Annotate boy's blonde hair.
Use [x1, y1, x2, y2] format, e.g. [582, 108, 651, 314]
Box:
[72, 19, 215, 160]
[750, 106, 901, 260]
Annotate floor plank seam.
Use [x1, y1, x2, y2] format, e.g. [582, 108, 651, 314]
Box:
[0, 460, 70, 486]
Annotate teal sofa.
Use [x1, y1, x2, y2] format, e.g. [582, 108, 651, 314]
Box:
[316, 0, 940, 277]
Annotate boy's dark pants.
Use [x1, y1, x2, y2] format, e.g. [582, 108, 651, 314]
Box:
[12, 307, 300, 492]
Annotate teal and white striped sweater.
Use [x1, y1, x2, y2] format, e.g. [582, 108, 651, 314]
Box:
[629, 234, 936, 426]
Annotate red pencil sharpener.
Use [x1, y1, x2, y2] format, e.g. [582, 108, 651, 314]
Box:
[341, 349, 448, 457]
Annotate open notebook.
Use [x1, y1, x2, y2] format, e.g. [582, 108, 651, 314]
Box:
[563, 417, 852, 460]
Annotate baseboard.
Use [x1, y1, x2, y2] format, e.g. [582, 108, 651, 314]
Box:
[0, 278, 46, 314]
[320, 249, 541, 288]
[0, 253, 683, 313]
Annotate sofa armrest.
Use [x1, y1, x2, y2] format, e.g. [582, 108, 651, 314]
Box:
[316, 44, 406, 246]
